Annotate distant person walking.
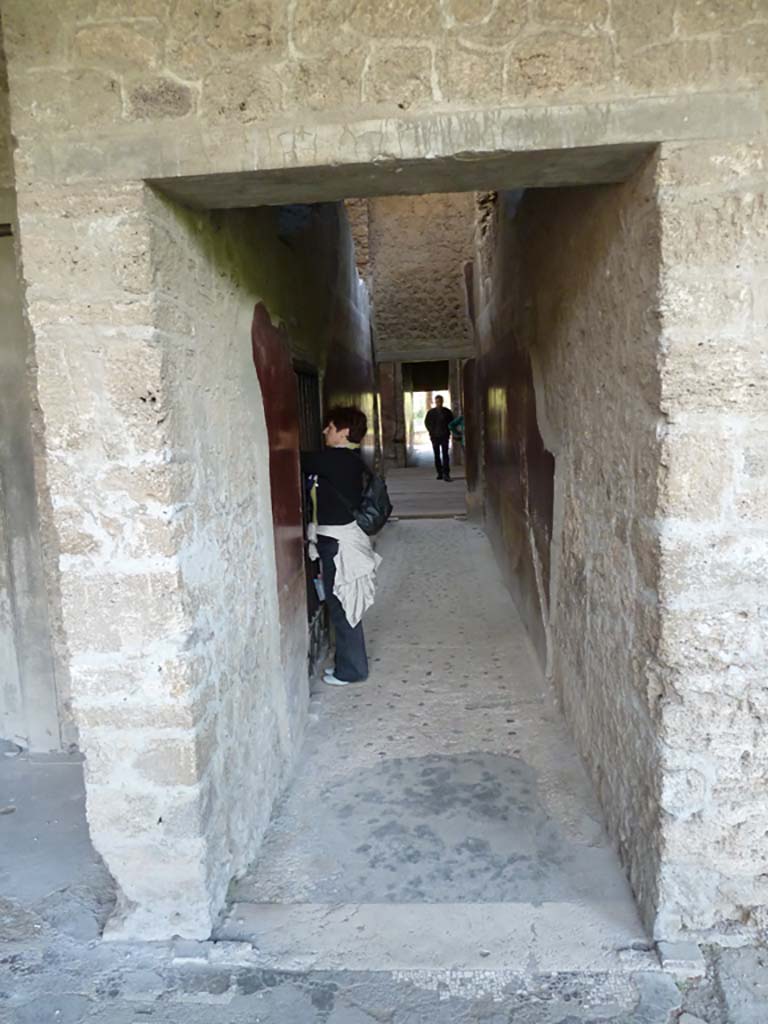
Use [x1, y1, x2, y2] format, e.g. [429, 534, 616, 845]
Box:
[425, 394, 454, 481]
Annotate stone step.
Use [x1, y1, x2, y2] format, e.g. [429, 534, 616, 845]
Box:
[215, 901, 658, 974]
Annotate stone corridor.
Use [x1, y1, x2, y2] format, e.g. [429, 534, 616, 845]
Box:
[220, 517, 650, 973]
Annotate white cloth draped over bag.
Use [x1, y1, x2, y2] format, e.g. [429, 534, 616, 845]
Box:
[307, 521, 382, 628]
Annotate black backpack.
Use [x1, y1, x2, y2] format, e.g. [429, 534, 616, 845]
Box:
[322, 469, 393, 536]
[355, 472, 394, 536]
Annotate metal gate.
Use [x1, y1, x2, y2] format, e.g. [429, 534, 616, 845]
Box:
[294, 365, 327, 674]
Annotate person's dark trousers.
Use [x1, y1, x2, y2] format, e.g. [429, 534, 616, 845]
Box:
[318, 536, 369, 682]
[432, 436, 450, 479]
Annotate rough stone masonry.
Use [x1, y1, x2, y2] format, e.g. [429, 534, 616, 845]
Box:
[0, 0, 765, 943]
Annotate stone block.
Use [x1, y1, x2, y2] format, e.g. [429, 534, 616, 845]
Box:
[452, 2, 528, 47]
[659, 334, 767, 413]
[444, 0, 495, 25]
[20, 207, 153, 302]
[532, 0, 609, 27]
[73, 22, 163, 71]
[1, 1, 69, 62]
[11, 69, 122, 133]
[658, 429, 736, 519]
[743, 442, 768, 478]
[281, 53, 364, 113]
[718, 23, 768, 81]
[506, 31, 613, 98]
[659, 606, 761, 675]
[60, 570, 186, 653]
[69, 652, 201, 704]
[435, 43, 504, 104]
[658, 140, 768, 189]
[616, 39, 713, 93]
[166, 35, 214, 80]
[659, 768, 708, 819]
[659, 533, 768, 604]
[33, 335, 168, 459]
[733, 479, 768, 522]
[138, 737, 200, 786]
[656, 940, 706, 979]
[612, 0, 674, 54]
[290, 0, 360, 59]
[127, 78, 195, 121]
[201, 64, 284, 124]
[363, 44, 434, 107]
[202, 0, 288, 59]
[717, 945, 768, 1024]
[677, 0, 766, 35]
[660, 190, 768, 271]
[349, 0, 441, 37]
[660, 271, 753, 334]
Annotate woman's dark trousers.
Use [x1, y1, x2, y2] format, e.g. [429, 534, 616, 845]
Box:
[432, 436, 450, 478]
[318, 536, 369, 682]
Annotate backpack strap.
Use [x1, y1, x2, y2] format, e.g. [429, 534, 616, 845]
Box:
[315, 459, 371, 517]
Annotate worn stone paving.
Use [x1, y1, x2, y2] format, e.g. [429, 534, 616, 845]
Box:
[386, 463, 467, 518]
[231, 520, 632, 919]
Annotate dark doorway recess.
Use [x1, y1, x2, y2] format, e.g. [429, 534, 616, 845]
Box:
[404, 360, 449, 392]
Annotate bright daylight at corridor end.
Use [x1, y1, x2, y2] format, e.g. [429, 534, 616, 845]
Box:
[1, 2, 767, 1022]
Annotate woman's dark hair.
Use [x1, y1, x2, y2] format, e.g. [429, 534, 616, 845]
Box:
[325, 406, 368, 444]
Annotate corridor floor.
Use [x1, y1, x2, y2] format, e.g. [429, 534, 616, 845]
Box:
[223, 520, 652, 974]
[386, 464, 467, 518]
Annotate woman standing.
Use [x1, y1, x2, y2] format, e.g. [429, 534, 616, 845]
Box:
[301, 406, 381, 686]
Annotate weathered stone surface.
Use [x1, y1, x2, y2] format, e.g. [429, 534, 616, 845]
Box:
[128, 78, 194, 121]
[363, 44, 434, 107]
[450, 1, 528, 48]
[473, 165, 668, 935]
[290, 0, 359, 58]
[368, 193, 474, 359]
[506, 31, 614, 98]
[436, 42, 504, 103]
[73, 22, 163, 71]
[532, 0, 609, 27]
[201, 0, 287, 59]
[659, 430, 736, 519]
[616, 38, 714, 93]
[719, 21, 768, 79]
[443, 0, 495, 25]
[348, 0, 441, 38]
[282, 53, 364, 113]
[677, 0, 767, 35]
[11, 69, 122, 132]
[201, 63, 283, 124]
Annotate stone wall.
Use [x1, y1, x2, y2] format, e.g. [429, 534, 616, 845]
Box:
[0, 220, 64, 751]
[474, 143, 768, 941]
[474, 164, 667, 931]
[14, 180, 371, 937]
[653, 140, 768, 940]
[0, 17, 72, 751]
[1, 1, 765, 192]
[0, 18, 13, 191]
[345, 199, 371, 285]
[369, 193, 474, 362]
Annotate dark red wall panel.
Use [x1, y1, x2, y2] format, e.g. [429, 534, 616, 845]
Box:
[251, 302, 305, 623]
